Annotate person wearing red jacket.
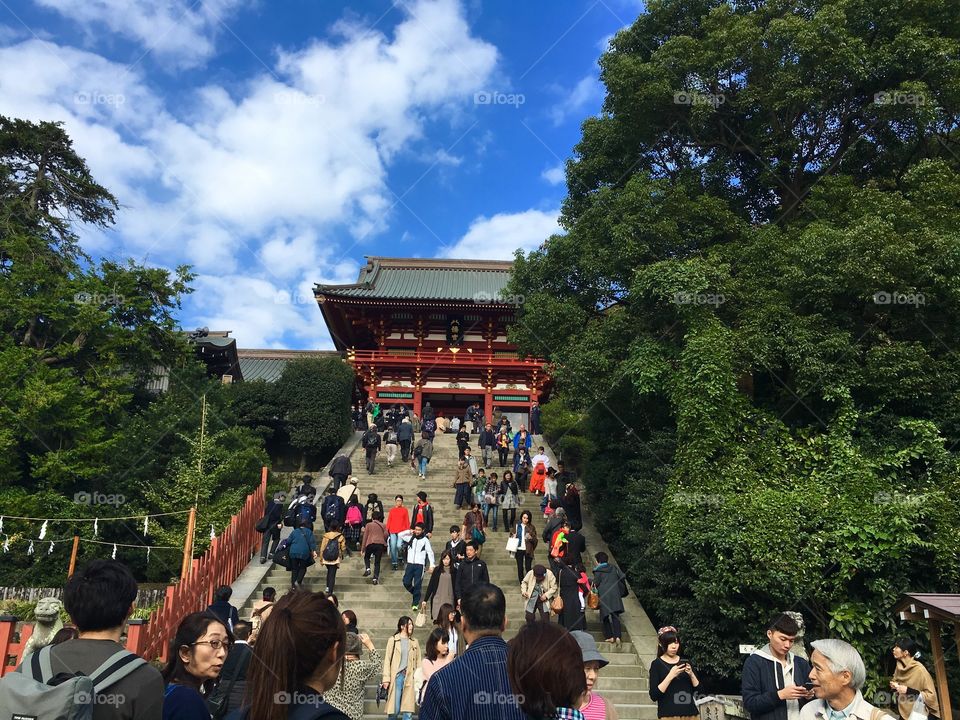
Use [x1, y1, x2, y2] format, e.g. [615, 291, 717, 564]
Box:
[386, 494, 411, 571]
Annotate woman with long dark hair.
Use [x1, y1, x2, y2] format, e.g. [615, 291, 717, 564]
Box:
[423, 550, 457, 624]
[511, 509, 537, 583]
[162, 611, 232, 719]
[381, 616, 420, 720]
[434, 603, 459, 659]
[500, 470, 520, 528]
[419, 627, 452, 705]
[229, 590, 348, 720]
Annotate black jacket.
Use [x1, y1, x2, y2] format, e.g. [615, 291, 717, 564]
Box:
[445, 538, 467, 567]
[329, 455, 352, 477]
[263, 500, 284, 527]
[364, 498, 385, 522]
[396, 422, 413, 442]
[215, 640, 252, 713]
[362, 430, 381, 451]
[478, 429, 496, 447]
[454, 556, 490, 598]
[207, 600, 239, 631]
[411, 502, 434, 535]
[565, 530, 587, 566]
[742, 649, 812, 720]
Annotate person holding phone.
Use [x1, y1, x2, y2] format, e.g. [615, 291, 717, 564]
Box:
[649, 626, 700, 720]
[742, 613, 813, 720]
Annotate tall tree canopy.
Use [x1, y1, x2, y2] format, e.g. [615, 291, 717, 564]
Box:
[508, 0, 960, 687]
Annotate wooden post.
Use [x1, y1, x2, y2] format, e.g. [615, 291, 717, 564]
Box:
[125, 618, 148, 656]
[928, 619, 953, 720]
[0, 615, 17, 677]
[180, 507, 196, 581]
[67, 534, 80, 577]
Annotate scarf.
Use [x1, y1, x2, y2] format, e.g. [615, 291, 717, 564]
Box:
[893, 656, 939, 718]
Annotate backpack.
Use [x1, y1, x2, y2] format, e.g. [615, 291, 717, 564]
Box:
[413, 443, 423, 458]
[346, 505, 363, 525]
[386, 430, 397, 444]
[423, 418, 436, 434]
[364, 432, 379, 449]
[322, 535, 341, 562]
[0, 644, 146, 720]
[322, 495, 341, 521]
[273, 537, 292, 568]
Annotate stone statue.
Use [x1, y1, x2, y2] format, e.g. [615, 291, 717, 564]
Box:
[23, 597, 65, 656]
[784, 611, 807, 659]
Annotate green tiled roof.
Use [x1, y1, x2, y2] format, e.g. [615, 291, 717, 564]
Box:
[237, 350, 342, 383]
[315, 257, 514, 301]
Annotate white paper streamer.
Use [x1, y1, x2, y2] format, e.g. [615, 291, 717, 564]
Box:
[48, 541, 54, 554]
[38, 520, 47, 540]
[2, 536, 8, 553]
[93, 518, 99, 537]
[146, 546, 150, 564]
[0, 517, 4, 533]
[27, 540, 34, 555]
[111, 543, 117, 560]
[210, 525, 215, 540]
[143, 516, 149, 535]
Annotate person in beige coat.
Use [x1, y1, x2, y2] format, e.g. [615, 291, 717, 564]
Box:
[521, 564, 558, 623]
[319, 522, 348, 595]
[381, 615, 421, 719]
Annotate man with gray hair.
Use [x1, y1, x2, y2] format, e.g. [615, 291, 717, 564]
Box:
[801, 639, 885, 720]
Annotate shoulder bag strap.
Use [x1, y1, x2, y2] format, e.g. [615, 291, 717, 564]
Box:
[90, 650, 147, 694]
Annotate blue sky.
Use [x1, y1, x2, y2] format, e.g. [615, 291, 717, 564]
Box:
[0, 0, 644, 349]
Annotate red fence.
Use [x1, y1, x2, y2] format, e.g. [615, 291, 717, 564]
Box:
[0, 467, 268, 672]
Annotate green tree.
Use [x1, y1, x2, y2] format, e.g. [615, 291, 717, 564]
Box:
[278, 358, 354, 470]
[508, 0, 960, 688]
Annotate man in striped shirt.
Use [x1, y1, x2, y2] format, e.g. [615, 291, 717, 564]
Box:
[419, 583, 525, 720]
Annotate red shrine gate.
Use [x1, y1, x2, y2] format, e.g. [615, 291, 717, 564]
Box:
[315, 257, 549, 422]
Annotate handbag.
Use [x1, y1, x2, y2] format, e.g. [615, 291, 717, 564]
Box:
[255, 515, 271, 533]
[505, 536, 520, 553]
[415, 604, 427, 627]
[550, 595, 564, 614]
[471, 526, 486, 545]
[586, 586, 601, 610]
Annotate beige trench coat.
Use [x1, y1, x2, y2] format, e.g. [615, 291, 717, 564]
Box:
[381, 633, 421, 715]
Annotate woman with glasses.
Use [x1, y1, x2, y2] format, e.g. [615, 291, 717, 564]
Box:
[161, 611, 232, 719]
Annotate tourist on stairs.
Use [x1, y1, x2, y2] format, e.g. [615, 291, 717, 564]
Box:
[434, 603, 460, 659]
[319, 521, 347, 594]
[386, 495, 410, 571]
[593, 551, 628, 647]
[511, 510, 538, 583]
[520, 564, 556, 624]
[361, 510, 389, 585]
[414, 432, 433, 479]
[572, 630, 620, 720]
[324, 631, 382, 720]
[381, 616, 420, 720]
[398, 522, 435, 611]
[288, 521, 317, 589]
[453, 458, 472, 510]
[453, 541, 489, 606]
[423, 550, 457, 624]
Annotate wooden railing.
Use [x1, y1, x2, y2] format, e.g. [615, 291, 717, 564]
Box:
[0, 467, 268, 671]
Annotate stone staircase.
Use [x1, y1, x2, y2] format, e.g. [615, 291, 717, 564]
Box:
[238, 430, 658, 719]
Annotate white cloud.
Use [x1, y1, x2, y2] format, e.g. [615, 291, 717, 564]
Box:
[541, 164, 565, 186]
[32, 0, 248, 68]
[440, 209, 561, 260]
[0, 0, 501, 349]
[549, 73, 604, 126]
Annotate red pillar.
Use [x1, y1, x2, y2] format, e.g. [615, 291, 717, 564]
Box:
[125, 619, 149, 656]
[0, 615, 17, 676]
[414, 388, 422, 417]
[484, 390, 493, 426]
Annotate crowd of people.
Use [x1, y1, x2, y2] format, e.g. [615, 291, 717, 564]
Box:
[1, 403, 943, 720]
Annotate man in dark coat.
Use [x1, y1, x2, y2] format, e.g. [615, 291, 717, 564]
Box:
[592, 552, 627, 644]
[211, 620, 253, 714]
[207, 585, 239, 631]
[454, 541, 489, 602]
[396, 417, 414, 461]
[259, 491, 286, 563]
[361, 425, 381, 474]
[422, 401, 435, 421]
[328, 455, 352, 492]
[530, 401, 542, 434]
[742, 614, 812, 720]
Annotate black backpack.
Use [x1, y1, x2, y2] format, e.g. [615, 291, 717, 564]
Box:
[322, 535, 341, 562]
[364, 432, 379, 448]
[322, 495, 340, 521]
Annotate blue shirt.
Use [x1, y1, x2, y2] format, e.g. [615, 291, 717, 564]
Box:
[418, 635, 525, 720]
